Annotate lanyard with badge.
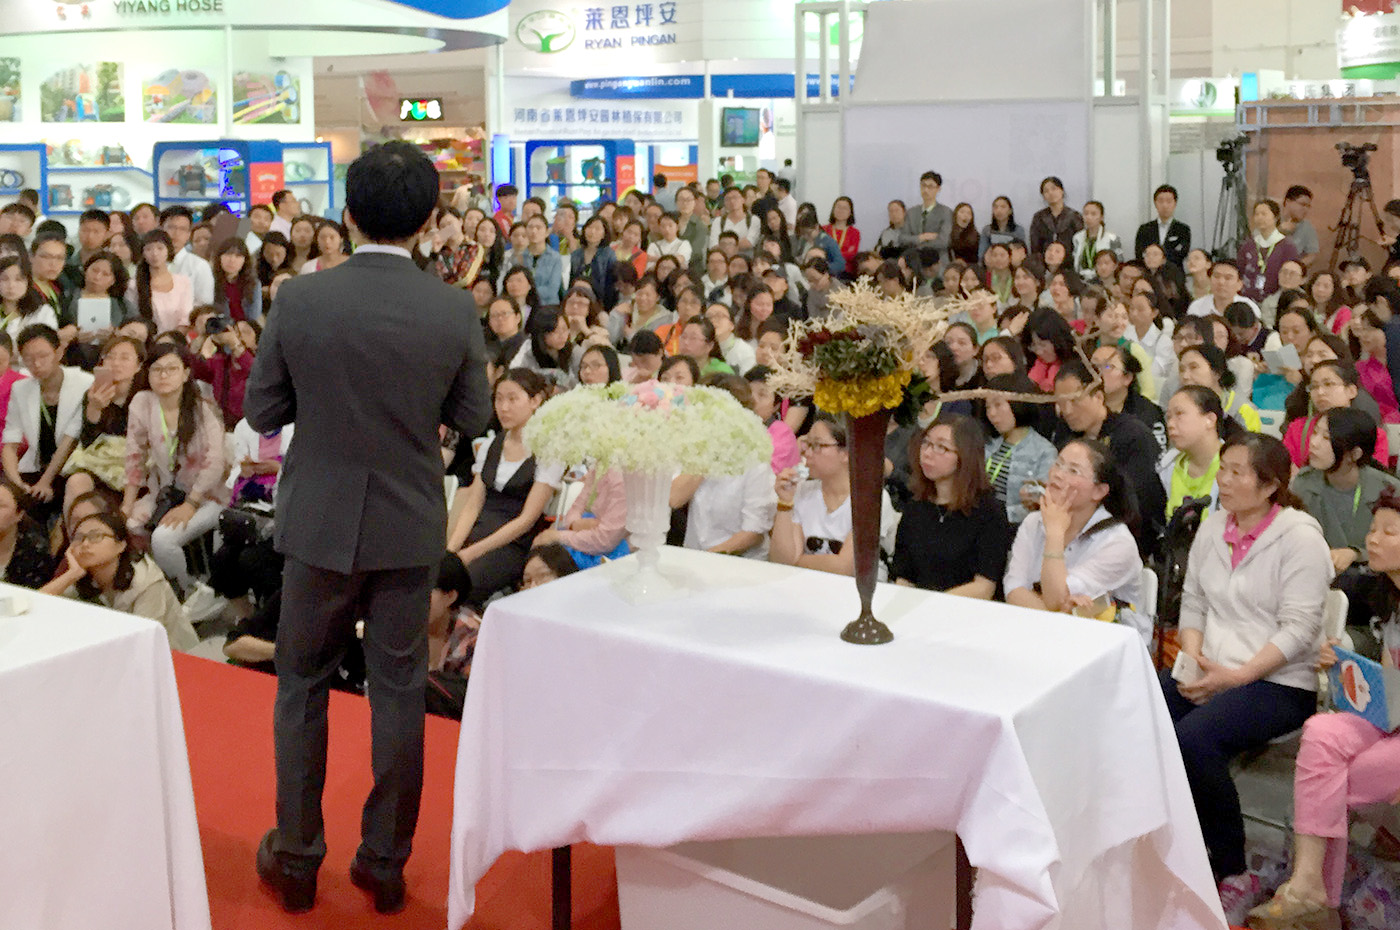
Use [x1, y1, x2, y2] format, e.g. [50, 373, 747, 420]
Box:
[158, 404, 178, 468]
[1253, 240, 1277, 293]
[986, 441, 1013, 486]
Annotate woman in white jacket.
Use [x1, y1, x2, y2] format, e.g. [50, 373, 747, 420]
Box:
[1070, 201, 1124, 281]
[1159, 431, 1331, 882]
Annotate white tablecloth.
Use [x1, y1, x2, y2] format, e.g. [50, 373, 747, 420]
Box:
[448, 548, 1227, 930]
[0, 585, 211, 930]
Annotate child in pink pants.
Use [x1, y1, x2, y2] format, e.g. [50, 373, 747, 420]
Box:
[1250, 485, 1400, 930]
[1294, 712, 1400, 906]
[1248, 712, 1400, 929]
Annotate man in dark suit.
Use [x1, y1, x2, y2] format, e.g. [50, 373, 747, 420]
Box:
[1134, 183, 1192, 267]
[245, 142, 492, 914]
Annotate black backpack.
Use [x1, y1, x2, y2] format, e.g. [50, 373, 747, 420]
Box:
[1153, 495, 1211, 662]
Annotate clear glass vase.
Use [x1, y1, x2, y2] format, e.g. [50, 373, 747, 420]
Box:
[617, 467, 682, 602]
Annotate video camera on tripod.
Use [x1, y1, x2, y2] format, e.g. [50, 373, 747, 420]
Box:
[1216, 135, 1247, 174]
[1337, 141, 1377, 180]
[1330, 141, 1384, 264]
[1210, 134, 1250, 258]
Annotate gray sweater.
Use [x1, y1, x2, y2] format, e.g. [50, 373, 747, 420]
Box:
[1291, 465, 1400, 558]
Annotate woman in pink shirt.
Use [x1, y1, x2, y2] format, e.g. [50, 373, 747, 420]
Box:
[0, 332, 25, 434]
[744, 366, 799, 474]
[531, 466, 627, 569]
[1351, 309, 1400, 424]
[132, 230, 193, 333]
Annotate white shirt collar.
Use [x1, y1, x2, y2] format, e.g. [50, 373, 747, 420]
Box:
[354, 244, 412, 259]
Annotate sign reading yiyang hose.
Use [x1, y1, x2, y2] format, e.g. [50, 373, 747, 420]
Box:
[9, 0, 509, 49]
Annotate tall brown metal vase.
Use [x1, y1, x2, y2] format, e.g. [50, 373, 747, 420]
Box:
[839, 407, 894, 645]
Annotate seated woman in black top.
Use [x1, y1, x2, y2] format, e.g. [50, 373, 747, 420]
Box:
[447, 369, 564, 608]
[890, 412, 1012, 598]
[0, 477, 56, 588]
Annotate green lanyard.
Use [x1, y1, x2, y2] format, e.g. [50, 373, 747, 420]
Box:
[1256, 240, 1276, 275]
[986, 441, 1013, 486]
[1353, 480, 1364, 517]
[158, 404, 178, 467]
[39, 399, 54, 429]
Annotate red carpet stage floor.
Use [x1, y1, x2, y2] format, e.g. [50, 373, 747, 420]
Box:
[173, 653, 622, 930]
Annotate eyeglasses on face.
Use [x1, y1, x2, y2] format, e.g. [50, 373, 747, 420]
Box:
[921, 439, 958, 456]
[799, 439, 842, 452]
[73, 530, 116, 545]
[148, 364, 184, 376]
[1049, 457, 1092, 480]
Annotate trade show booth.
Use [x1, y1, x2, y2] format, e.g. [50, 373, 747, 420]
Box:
[0, 0, 508, 224]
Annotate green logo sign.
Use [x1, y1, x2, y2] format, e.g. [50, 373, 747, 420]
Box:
[517, 10, 576, 53]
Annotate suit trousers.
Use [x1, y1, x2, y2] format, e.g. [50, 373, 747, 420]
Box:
[273, 556, 432, 876]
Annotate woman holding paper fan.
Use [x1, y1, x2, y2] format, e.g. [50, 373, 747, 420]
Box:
[1247, 485, 1400, 930]
[1159, 432, 1331, 884]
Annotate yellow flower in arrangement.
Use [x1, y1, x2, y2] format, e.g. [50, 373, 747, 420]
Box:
[814, 370, 912, 418]
[765, 282, 969, 418]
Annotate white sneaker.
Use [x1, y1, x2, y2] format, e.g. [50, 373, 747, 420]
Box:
[182, 581, 227, 626]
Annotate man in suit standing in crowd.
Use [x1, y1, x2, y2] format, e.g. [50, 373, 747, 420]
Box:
[1134, 183, 1192, 267]
[902, 170, 953, 272]
[245, 141, 492, 915]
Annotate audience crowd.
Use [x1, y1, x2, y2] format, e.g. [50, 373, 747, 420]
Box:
[4, 163, 1400, 929]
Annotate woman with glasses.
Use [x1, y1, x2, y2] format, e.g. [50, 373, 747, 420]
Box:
[770, 413, 897, 576]
[42, 510, 197, 650]
[1159, 432, 1330, 883]
[1004, 438, 1145, 636]
[123, 344, 229, 597]
[1091, 342, 1165, 452]
[1282, 360, 1389, 468]
[889, 413, 1010, 596]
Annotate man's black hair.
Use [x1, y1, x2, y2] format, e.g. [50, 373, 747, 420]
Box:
[345, 141, 439, 243]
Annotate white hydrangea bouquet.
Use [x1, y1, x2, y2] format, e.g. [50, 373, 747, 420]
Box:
[525, 380, 772, 475]
[525, 380, 772, 600]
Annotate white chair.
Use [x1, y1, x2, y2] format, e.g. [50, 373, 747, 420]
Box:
[1317, 589, 1351, 705]
[1139, 565, 1159, 624]
[1239, 590, 1349, 832]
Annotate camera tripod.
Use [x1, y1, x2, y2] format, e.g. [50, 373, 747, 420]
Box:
[1330, 172, 1384, 266]
[1211, 159, 1249, 260]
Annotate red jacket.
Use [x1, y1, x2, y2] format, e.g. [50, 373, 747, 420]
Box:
[191, 347, 254, 430]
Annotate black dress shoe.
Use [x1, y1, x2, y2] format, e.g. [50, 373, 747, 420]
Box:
[256, 829, 317, 913]
[350, 858, 407, 914]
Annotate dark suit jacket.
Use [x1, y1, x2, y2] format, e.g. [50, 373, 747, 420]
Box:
[1134, 219, 1191, 267]
[245, 249, 492, 574]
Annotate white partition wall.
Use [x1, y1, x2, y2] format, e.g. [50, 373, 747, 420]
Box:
[816, 0, 1178, 241]
[842, 102, 1091, 239]
[1092, 100, 1147, 238]
[850, 0, 1090, 105]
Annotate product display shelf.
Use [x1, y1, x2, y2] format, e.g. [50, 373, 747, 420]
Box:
[280, 141, 334, 218]
[0, 143, 48, 209]
[46, 165, 154, 216]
